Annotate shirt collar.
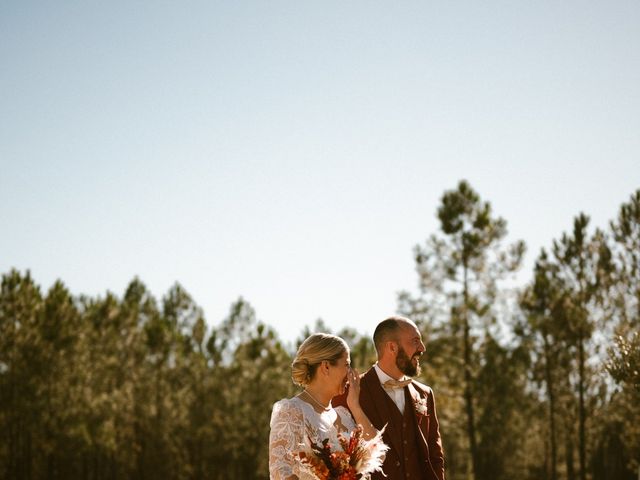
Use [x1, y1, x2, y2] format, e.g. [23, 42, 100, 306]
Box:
[374, 363, 409, 385]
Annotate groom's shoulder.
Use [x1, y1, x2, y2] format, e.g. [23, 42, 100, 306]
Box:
[361, 366, 378, 382]
[410, 379, 434, 395]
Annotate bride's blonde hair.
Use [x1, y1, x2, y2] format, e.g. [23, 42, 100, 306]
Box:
[291, 333, 349, 387]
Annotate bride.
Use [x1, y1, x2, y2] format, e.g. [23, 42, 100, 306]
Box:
[269, 333, 382, 479]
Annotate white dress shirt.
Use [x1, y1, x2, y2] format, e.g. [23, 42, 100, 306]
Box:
[374, 363, 409, 413]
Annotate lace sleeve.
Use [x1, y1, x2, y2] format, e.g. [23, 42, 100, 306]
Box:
[334, 405, 357, 433]
[269, 399, 304, 480]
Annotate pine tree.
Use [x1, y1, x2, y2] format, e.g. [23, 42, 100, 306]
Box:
[406, 180, 525, 480]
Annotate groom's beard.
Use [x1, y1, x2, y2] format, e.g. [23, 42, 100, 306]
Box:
[396, 347, 421, 377]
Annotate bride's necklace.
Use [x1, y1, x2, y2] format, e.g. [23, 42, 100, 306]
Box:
[304, 389, 331, 412]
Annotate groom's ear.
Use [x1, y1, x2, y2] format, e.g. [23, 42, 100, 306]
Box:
[387, 341, 397, 354]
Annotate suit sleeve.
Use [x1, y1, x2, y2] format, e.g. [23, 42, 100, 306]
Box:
[428, 388, 445, 480]
[332, 387, 350, 410]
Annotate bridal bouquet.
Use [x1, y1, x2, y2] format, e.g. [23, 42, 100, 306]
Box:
[294, 425, 388, 480]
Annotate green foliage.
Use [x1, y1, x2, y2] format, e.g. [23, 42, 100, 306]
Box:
[607, 333, 640, 391]
[1, 184, 638, 480]
[0, 273, 292, 480]
[400, 183, 639, 480]
[402, 180, 525, 480]
[603, 189, 640, 475]
[474, 333, 532, 480]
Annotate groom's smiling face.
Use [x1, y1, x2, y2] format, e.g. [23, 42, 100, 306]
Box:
[394, 323, 425, 377]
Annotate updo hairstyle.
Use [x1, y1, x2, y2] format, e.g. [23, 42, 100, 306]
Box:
[291, 333, 349, 387]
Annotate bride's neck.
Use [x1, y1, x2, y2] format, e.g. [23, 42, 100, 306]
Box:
[304, 385, 332, 409]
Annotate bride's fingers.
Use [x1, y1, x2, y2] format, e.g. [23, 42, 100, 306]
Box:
[349, 368, 359, 388]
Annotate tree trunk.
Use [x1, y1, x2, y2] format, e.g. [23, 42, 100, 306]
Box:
[566, 426, 576, 480]
[26, 428, 32, 480]
[462, 264, 478, 480]
[578, 333, 586, 480]
[543, 332, 558, 480]
[47, 453, 54, 480]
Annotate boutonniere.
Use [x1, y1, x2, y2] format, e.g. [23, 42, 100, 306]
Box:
[414, 397, 428, 419]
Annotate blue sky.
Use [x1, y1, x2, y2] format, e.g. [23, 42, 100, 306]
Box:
[1, 1, 639, 345]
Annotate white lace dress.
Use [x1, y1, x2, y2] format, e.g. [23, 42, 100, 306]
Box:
[269, 396, 357, 480]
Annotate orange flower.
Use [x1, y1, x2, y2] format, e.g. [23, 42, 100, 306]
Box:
[294, 422, 388, 479]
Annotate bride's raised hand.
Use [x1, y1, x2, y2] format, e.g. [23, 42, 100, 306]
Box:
[346, 367, 361, 411]
[345, 367, 378, 440]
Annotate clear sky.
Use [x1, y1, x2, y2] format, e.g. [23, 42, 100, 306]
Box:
[2, 1, 639, 346]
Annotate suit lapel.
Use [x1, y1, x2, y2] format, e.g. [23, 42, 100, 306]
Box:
[407, 383, 430, 453]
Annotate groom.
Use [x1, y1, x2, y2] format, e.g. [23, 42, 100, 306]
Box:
[335, 316, 445, 480]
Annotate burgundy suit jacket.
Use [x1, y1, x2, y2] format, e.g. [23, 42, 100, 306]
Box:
[334, 367, 445, 480]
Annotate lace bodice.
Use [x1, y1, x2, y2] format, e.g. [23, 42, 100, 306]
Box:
[269, 396, 357, 480]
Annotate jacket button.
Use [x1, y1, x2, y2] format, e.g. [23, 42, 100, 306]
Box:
[396, 461, 401, 467]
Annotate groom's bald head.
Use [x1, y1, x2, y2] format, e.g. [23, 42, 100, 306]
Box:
[373, 316, 415, 358]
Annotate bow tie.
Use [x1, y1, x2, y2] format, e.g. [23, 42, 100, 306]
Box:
[383, 378, 412, 390]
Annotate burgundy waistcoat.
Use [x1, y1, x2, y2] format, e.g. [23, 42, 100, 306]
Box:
[334, 367, 445, 480]
[373, 387, 428, 480]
